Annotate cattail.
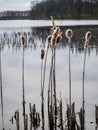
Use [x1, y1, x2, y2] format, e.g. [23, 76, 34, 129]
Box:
[51, 34, 56, 46]
[84, 31, 91, 48]
[22, 36, 25, 46]
[53, 27, 60, 38]
[55, 32, 62, 45]
[85, 31, 91, 42]
[51, 27, 62, 46]
[40, 48, 45, 60]
[46, 35, 52, 48]
[65, 29, 73, 43]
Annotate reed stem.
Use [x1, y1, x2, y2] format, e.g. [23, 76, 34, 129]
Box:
[41, 47, 49, 130]
[0, 43, 5, 130]
[82, 48, 87, 130]
[22, 45, 26, 130]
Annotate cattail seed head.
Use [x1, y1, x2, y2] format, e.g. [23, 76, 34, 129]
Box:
[46, 35, 52, 48]
[50, 27, 62, 46]
[53, 27, 60, 38]
[85, 31, 91, 42]
[22, 36, 25, 46]
[84, 31, 91, 48]
[40, 48, 45, 60]
[55, 33, 62, 45]
[65, 29, 73, 43]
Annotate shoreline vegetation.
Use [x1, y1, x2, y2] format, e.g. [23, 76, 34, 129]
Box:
[0, 0, 98, 20]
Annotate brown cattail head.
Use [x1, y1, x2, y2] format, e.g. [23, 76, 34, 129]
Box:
[22, 35, 25, 46]
[65, 29, 73, 43]
[53, 27, 60, 38]
[46, 35, 52, 48]
[51, 27, 62, 46]
[40, 48, 45, 60]
[84, 31, 91, 48]
[85, 31, 91, 42]
[55, 32, 62, 45]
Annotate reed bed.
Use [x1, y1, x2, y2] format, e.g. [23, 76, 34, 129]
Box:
[1, 17, 98, 130]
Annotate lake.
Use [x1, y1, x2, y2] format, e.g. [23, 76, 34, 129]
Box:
[0, 20, 98, 130]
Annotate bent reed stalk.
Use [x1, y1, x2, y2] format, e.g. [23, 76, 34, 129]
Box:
[82, 31, 91, 130]
[65, 28, 73, 130]
[65, 29, 73, 107]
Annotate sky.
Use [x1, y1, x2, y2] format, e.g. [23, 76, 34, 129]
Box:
[0, 0, 41, 11]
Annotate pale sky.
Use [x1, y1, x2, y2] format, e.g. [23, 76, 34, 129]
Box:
[0, 0, 41, 11]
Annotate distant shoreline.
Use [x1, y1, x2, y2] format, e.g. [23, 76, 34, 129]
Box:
[0, 20, 98, 28]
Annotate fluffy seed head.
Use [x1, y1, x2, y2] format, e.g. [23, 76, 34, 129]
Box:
[65, 29, 73, 42]
[55, 32, 62, 45]
[85, 31, 91, 42]
[52, 27, 60, 38]
[51, 35, 56, 46]
[84, 31, 91, 48]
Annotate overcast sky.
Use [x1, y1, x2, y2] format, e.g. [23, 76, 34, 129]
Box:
[0, 0, 41, 11]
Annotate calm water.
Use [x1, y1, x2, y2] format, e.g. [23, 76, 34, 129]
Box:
[0, 22, 98, 130]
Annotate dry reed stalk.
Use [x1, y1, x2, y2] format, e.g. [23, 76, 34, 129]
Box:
[59, 98, 63, 130]
[14, 110, 20, 130]
[65, 28, 73, 130]
[22, 36, 26, 130]
[40, 48, 46, 130]
[25, 114, 28, 130]
[48, 47, 56, 130]
[65, 29, 73, 107]
[82, 31, 91, 130]
[52, 46, 57, 130]
[47, 16, 62, 130]
[29, 103, 32, 130]
[50, 16, 56, 29]
[0, 43, 5, 130]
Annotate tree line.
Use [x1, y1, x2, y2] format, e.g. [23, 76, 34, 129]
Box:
[0, 0, 98, 20]
[0, 11, 30, 20]
[30, 0, 98, 19]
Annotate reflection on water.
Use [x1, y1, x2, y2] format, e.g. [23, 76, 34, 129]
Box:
[0, 26, 98, 130]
